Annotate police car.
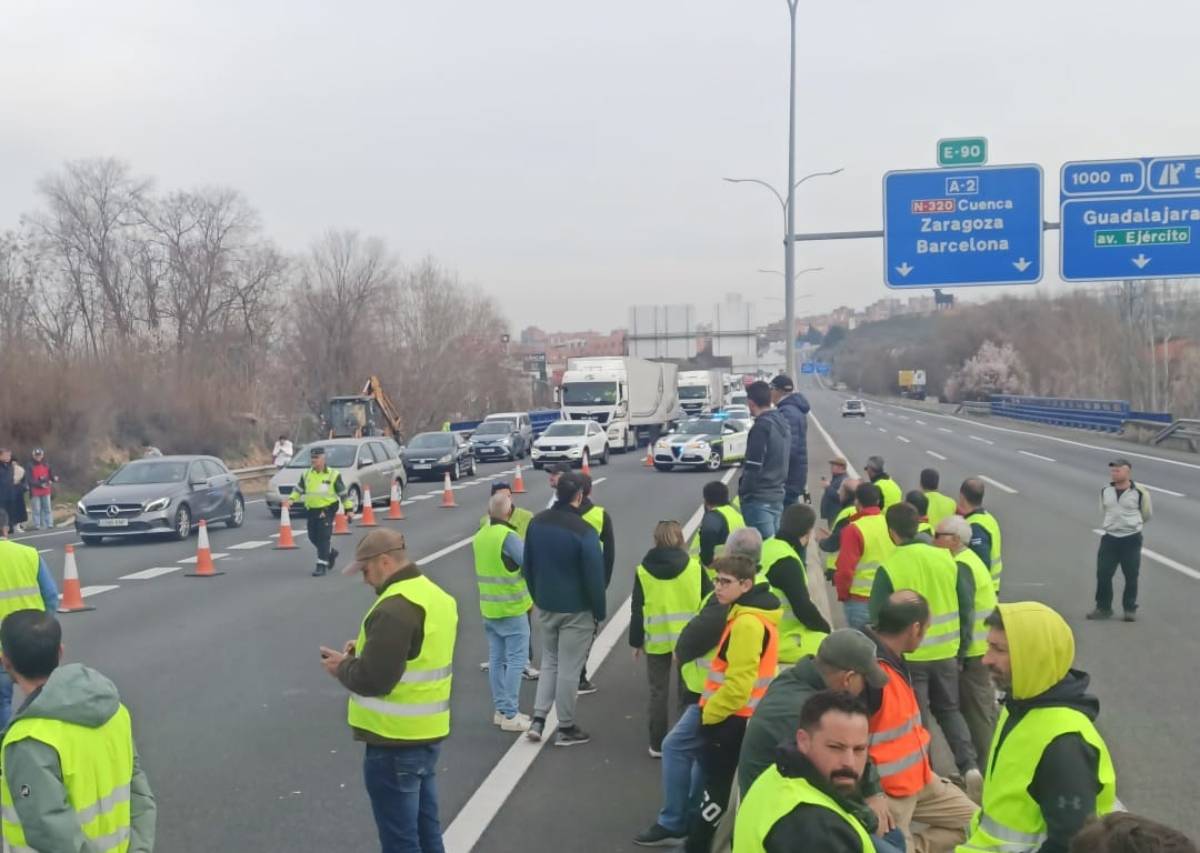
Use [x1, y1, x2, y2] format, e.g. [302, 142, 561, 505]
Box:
[652, 416, 747, 472]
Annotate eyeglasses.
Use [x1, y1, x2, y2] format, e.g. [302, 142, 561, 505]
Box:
[714, 576, 742, 587]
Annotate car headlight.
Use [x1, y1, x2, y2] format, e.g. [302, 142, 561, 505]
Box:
[143, 497, 171, 513]
[76, 501, 86, 515]
[438, 454, 452, 464]
[656, 439, 669, 448]
[568, 447, 581, 456]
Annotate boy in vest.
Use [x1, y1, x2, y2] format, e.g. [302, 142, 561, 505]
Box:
[696, 480, 746, 572]
[920, 469, 958, 530]
[957, 478, 1003, 592]
[835, 482, 894, 630]
[688, 555, 781, 853]
[1088, 458, 1151, 622]
[321, 529, 459, 853]
[761, 504, 832, 665]
[1, 610, 156, 851]
[0, 509, 60, 727]
[960, 603, 1116, 853]
[734, 690, 875, 852]
[867, 591, 978, 853]
[474, 492, 533, 732]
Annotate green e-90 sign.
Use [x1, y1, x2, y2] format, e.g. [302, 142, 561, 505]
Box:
[937, 137, 988, 167]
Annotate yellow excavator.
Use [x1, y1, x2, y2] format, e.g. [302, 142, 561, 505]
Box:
[327, 376, 404, 440]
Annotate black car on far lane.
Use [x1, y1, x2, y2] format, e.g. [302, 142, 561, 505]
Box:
[403, 431, 477, 481]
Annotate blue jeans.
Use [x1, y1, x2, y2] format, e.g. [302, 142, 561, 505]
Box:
[484, 614, 530, 718]
[0, 669, 12, 729]
[740, 501, 782, 539]
[656, 703, 705, 834]
[363, 744, 445, 853]
[874, 829, 907, 853]
[30, 495, 52, 530]
[843, 600, 871, 631]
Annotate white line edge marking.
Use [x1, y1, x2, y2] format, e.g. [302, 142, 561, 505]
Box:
[1091, 530, 1200, 579]
[970, 435, 995, 445]
[896, 436, 911, 444]
[227, 540, 272, 550]
[926, 450, 948, 461]
[938, 427, 953, 433]
[1018, 450, 1057, 463]
[80, 584, 119, 598]
[1141, 483, 1185, 498]
[978, 475, 1018, 495]
[442, 465, 738, 852]
[120, 566, 182, 581]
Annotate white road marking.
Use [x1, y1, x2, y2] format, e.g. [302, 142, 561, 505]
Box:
[80, 585, 119, 598]
[1091, 530, 1200, 579]
[37, 548, 52, 554]
[245, 498, 264, 505]
[1141, 483, 1185, 498]
[915, 419, 927, 426]
[120, 566, 182, 581]
[810, 413, 860, 480]
[896, 436, 911, 444]
[178, 553, 229, 564]
[227, 540, 273, 550]
[978, 475, 1018, 494]
[897, 415, 910, 421]
[878, 427, 888, 434]
[926, 451, 948, 461]
[442, 466, 738, 852]
[970, 435, 995, 446]
[863, 420, 872, 426]
[1018, 450, 1057, 463]
[12, 528, 75, 543]
[415, 536, 474, 567]
[938, 427, 953, 433]
[592, 477, 608, 485]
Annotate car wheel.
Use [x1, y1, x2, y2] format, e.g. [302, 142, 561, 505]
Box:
[653, 463, 674, 472]
[600, 445, 609, 465]
[348, 486, 363, 514]
[226, 494, 245, 529]
[172, 504, 193, 541]
[269, 508, 281, 519]
[80, 535, 103, 546]
[469, 458, 477, 476]
[705, 450, 723, 472]
[392, 478, 404, 503]
[451, 461, 460, 481]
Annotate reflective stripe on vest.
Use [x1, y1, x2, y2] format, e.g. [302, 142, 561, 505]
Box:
[472, 523, 532, 619]
[825, 504, 857, 570]
[698, 610, 779, 718]
[882, 542, 962, 662]
[734, 765, 870, 853]
[759, 537, 819, 664]
[1, 700, 135, 853]
[0, 541, 46, 623]
[868, 659, 932, 797]
[581, 504, 605, 535]
[637, 556, 703, 654]
[956, 547, 998, 658]
[347, 575, 458, 741]
[957, 706, 1116, 853]
[849, 514, 896, 598]
[968, 510, 1004, 592]
[290, 467, 348, 510]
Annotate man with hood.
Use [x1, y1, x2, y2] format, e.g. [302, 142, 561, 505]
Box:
[959, 602, 1117, 853]
[0, 610, 156, 852]
[770, 375, 811, 508]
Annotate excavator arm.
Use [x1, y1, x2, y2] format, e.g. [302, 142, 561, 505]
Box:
[363, 376, 405, 440]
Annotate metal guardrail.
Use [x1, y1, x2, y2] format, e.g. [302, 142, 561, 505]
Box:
[954, 402, 992, 415]
[1151, 418, 1200, 451]
[232, 464, 277, 481]
[990, 395, 1130, 433]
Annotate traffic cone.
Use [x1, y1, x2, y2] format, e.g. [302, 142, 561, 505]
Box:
[359, 488, 379, 527]
[275, 504, 299, 549]
[643, 444, 654, 467]
[512, 464, 526, 494]
[186, 519, 224, 577]
[581, 453, 592, 476]
[440, 472, 457, 508]
[387, 481, 405, 520]
[57, 545, 94, 613]
[333, 501, 352, 535]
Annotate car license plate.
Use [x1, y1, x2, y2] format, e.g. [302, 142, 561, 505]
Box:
[97, 519, 129, 528]
[413, 463, 432, 470]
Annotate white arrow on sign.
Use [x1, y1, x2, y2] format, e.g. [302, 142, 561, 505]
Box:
[1132, 254, 1151, 269]
[1012, 257, 1031, 272]
[895, 262, 913, 278]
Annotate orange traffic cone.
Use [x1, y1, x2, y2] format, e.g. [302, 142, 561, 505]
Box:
[186, 519, 224, 577]
[275, 504, 299, 549]
[333, 502, 352, 535]
[643, 444, 654, 467]
[440, 472, 457, 508]
[387, 481, 405, 520]
[57, 545, 95, 613]
[512, 464, 526, 494]
[359, 488, 379, 527]
[581, 453, 592, 476]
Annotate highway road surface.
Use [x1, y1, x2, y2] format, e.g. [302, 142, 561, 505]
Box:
[10, 391, 1200, 849]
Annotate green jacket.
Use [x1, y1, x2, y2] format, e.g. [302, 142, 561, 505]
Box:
[2, 663, 155, 852]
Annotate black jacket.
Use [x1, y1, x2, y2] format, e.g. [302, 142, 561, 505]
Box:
[756, 745, 873, 853]
[698, 507, 735, 567]
[739, 409, 791, 505]
[524, 502, 607, 621]
[964, 508, 994, 570]
[820, 471, 847, 524]
[578, 498, 616, 587]
[762, 543, 831, 636]
[629, 546, 712, 648]
[775, 392, 811, 493]
[996, 670, 1105, 853]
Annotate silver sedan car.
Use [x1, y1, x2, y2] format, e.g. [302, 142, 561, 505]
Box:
[75, 455, 245, 545]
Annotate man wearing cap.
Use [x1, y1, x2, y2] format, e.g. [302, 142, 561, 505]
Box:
[26, 448, 58, 531]
[320, 528, 459, 853]
[820, 457, 850, 526]
[864, 456, 902, 510]
[770, 375, 811, 508]
[1088, 458, 1151, 622]
[285, 446, 354, 577]
[544, 462, 571, 510]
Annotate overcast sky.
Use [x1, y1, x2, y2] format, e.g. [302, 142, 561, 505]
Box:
[3, 0, 1198, 331]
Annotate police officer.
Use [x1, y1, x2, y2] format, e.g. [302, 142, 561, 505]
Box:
[285, 446, 353, 576]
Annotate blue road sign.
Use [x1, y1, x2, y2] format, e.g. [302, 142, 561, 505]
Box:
[1060, 156, 1200, 281]
[815, 363, 831, 376]
[800, 362, 815, 374]
[883, 164, 1044, 288]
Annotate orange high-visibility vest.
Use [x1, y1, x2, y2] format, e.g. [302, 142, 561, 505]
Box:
[699, 613, 780, 718]
[868, 658, 933, 797]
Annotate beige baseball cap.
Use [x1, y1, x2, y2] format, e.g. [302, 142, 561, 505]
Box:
[343, 529, 408, 575]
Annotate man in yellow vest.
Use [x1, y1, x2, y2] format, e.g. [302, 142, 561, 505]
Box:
[477, 482, 539, 681]
[321, 529, 458, 852]
[576, 473, 613, 695]
[818, 477, 860, 581]
[920, 469, 958, 530]
[934, 515, 1000, 765]
[906, 491, 935, 539]
[870, 502, 982, 802]
[474, 492, 533, 732]
[864, 456, 903, 510]
[760, 504, 832, 665]
[958, 603, 1116, 853]
[695, 480, 746, 572]
[0, 508, 60, 726]
[735, 690, 876, 852]
[1, 610, 156, 852]
[957, 478, 1003, 593]
[834, 482, 895, 630]
[285, 445, 355, 576]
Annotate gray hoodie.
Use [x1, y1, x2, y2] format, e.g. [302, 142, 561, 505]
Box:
[3, 663, 155, 852]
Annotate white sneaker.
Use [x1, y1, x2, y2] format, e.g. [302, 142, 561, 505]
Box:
[492, 711, 505, 726]
[500, 713, 532, 732]
[479, 661, 490, 672]
[522, 664, 540, 681]
[648, 746, 663, 759]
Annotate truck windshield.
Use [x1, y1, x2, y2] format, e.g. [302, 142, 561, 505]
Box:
[562, 382, 617, 406]
[678, 386, 708, 400]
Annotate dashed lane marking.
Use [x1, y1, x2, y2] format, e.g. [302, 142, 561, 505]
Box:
[979, 475, 1018, 495]
[897, 436, 911, 444]
[178, 553, 229, 565]
[1018, 450, 1056, 463]
[1092, 530, 1200, 579]
[80, 585, 119, 598]
[970, 435, 996, 445]
[915, 420, 927, 426]
[878, 427, 888, 433]
[227, 540, 273, 550]
[120, 566, 182, 581]
[926, 451, 948, 461]
[938, 427, 953, 433]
